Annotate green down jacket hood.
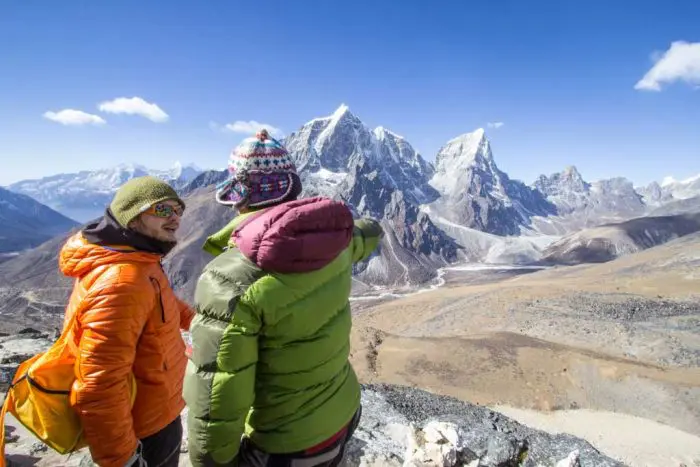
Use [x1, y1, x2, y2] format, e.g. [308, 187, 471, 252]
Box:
[184, 197, 383, 467]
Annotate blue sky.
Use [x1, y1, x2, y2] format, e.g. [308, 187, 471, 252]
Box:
[1, 0, 698, 187]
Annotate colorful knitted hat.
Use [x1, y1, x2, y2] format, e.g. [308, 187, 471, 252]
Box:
[216, 129, 302, 209]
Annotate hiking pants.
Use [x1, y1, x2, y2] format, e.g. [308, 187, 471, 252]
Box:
[81, 415, 182, 467]
[139, 415, 182, 467]
[238, 407, 362, 467]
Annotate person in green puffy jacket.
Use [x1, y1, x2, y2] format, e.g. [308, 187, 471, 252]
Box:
[184, 129, 383, 467]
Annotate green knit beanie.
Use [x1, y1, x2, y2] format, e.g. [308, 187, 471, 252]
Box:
[110, 176, 186, 228]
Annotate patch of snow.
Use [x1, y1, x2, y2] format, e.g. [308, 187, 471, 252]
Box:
[661, 176, 677, 187]
[311, 168, 347, 184]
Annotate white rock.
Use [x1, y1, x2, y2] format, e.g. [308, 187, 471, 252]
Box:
[423, 422, 460, 447]
[386, 422, 414, 445]
[403, 422, 460, 467]
[555, 449, 580, 467]
[357, 452, 402, 467]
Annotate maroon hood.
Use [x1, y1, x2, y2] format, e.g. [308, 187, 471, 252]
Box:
[232, 197, 354, 273]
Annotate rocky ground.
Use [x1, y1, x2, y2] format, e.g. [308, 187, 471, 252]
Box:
[2, 374, 622, 466]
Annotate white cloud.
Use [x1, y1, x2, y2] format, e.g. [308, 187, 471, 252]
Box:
[487, 121, 504, 129]
[43, 109, 106, 126]
[98, 96, 169, 122]
[635, 41, 700, 91]
[222, 120, 283, 137]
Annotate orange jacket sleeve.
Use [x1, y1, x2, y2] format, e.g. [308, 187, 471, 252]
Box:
[177, 297, 195, 331]
[72, 270, 151, 467]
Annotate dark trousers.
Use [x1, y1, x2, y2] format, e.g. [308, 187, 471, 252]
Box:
[140, 415, 183, 467]
[238, 408, 362, 467]
[82, 416, 182, 467]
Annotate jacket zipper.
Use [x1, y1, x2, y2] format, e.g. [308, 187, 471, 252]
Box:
[150, 276, 169, 371]
[12, 374, 71, 395]
[150, 277, 165, 322]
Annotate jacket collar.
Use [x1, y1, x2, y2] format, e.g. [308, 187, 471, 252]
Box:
[82, 208, 177, 256]
[202, 209, 265, 257]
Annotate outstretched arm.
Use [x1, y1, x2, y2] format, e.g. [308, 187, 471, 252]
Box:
[351, 218, 384, 263]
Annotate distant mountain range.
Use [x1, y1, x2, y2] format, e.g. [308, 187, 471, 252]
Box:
[8, 162, 201, 222]
[0, 187, 78, 255]
[1, 105, 699, 318]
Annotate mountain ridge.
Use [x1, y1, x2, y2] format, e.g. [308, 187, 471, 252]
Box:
[2, 105, 699, 309]
[8, 162, 202, 222]
[0, 187, 79, 254]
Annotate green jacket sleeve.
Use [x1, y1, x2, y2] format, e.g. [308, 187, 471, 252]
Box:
[351, 218, 384, 263]
[184, 263, 262, 466]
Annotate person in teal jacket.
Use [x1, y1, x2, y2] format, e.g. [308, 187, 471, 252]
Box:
[184, 129, 383, 467]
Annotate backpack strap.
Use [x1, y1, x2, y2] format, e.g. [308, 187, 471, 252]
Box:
[0, 387, 13, 467]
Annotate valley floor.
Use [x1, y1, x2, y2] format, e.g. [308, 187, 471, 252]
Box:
[349, 233, 700, 466]
[493, 405, 700, 467]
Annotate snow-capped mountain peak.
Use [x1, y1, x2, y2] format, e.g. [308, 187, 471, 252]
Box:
[283, 106, 454, 286]
[640, 172, 700, 203]
[308, 103, 357, 128]
[331, 103, 351, 120]
[168, 161, 202, 181]
[428, 129, 555, 236]
[530, 168, 646, 234]
[285, 104, 371, 173]
[373, 126, 405, 141]
[533, 165, 589, 198]
[661, 176, 678, 187]
[562, 165, 583, 180]
[285, 107, 437, 203]
[430, 128, 496, 196]
[434, 128, 492, 172]
[9, 163, 203, 222]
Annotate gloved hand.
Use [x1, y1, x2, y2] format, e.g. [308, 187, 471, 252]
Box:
[124, 441, 147, 467]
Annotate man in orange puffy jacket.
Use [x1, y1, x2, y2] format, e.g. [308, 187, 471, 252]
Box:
[59, 176, 194, 467]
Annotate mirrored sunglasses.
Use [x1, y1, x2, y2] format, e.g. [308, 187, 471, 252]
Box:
[144, 203, 184, 218]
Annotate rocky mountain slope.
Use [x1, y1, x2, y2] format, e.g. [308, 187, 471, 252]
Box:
[540, 213, 700, 265]
[639, 174, 700, 206]
[285, 105, 459, 288]
[529, 166, 647, 235]
[648, 195, 700, 216]
[427, 129, 556, 236]
[8, 162, 201, 222]
[0, 187, 78, 254]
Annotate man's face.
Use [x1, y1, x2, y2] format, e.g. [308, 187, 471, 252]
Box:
[129, 200, 184, 242]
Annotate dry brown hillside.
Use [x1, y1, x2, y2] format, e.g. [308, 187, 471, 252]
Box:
[350, 232, 700, 437]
